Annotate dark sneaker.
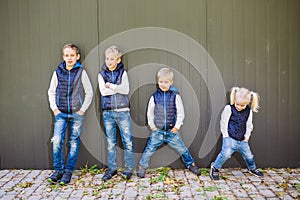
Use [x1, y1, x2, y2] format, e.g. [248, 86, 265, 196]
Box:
[47, 171, 63, 183]
[188, 165, 200, 176]
[137, 166, 147, 178]
[210, 163, 220, 180]
[122, 171, 133, 180]
[102, 169, 117, 181]
[59, 171, 72, 185]
[249, 168, 263, 177]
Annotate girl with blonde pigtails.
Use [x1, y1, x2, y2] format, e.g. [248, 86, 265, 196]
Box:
[210, 87, 263, 180]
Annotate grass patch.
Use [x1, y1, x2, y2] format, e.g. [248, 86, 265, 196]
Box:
[212, 195, 229, 200]
[204, 186, 219, 192]
[79, 164, 104, 176]
[293, 183, 300, 193]
[200, 168, 209, 176]
[146, 192, 167, 200]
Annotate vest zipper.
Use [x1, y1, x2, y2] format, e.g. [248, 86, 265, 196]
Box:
[112, 71, 118, 109]
[164, 92, 167, 130]
[78, 94, 83, 106]
[67, 70, 71, 113]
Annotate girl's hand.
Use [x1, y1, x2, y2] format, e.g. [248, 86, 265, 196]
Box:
[244, 138, 249, 142]
[171, 127, 178, 133]
[53, 109, 61, 116]
[151, 127, 158, 131]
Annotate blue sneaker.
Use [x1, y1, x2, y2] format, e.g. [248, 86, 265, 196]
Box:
[210, 163, 220, 180]
[137, 166, 147, 178]
[47, 171, 63, 183]
[249, 168, 263, 177]
[188, 165, 200, 176]
[122, 171, 133, 180]
[59, 171, 72, 185]
[102, 169, 117, 181]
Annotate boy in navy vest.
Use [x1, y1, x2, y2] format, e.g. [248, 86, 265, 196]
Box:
[137, 68, 200, 178]
[98, 46, 134, 180]
[210, 87, 263, 180]
[48, 43, 93, 184]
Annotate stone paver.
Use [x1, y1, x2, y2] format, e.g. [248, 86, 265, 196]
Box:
[0, 168, 299, 199]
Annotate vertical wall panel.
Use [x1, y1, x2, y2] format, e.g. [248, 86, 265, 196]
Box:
[265, 0, 281, 166]
[18, 0, 34, 168]
[288, 0, 300, 164]
[221, 0, 234, 88]
[244, 0, 256, 89]
[277, 0, 290, 166]
[6, 0, 21, 168]
[253, 0, 269, 165]
[32, 0, 52, 168]
[232, 0, 245, 85]
[0, 0, 11, 168]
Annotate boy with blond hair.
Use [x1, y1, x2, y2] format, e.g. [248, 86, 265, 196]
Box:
[98, 45, 134, 180]
[137, 67, 200, 178]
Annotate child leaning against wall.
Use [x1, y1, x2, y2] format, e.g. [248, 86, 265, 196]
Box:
[47, 43, 93, 185]
[98, 45, 134, 181]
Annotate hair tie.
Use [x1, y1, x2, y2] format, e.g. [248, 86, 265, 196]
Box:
[235, 87, 239, 93]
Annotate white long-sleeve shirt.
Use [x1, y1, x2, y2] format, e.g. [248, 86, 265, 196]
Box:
[220, 105, 253, 140]
[98, 71, 130, 112]
[147, 94, 185, 130]
[48, 70, 93, 113]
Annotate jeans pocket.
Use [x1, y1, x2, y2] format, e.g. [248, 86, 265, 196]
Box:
[223, 137, 231, 143]
[151, 129, 159, 135]
[223, 137, 236, 149]
[170, 131, 179, 138]
[54, 112, 62, 120]
[241, 140, 250, 147]
[75, 112, 84, 117]
[102, 110, 109, 118]
[151, 130, 163, 140]
[74, 113, 84, 122]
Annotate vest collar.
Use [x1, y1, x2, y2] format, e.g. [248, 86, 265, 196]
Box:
[58, 61, 82, 71]
[102, 62, 124, 72]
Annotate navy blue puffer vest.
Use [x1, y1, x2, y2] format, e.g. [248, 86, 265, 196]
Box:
[153, 88, 178, 130]
[100, 62, 130, 110]
[228, 104, 251, 141]
[55, 61, 84, 113]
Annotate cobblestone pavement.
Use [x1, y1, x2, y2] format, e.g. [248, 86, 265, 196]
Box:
[0, 167, 299, 199]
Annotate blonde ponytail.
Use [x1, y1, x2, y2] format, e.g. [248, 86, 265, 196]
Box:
[250, 92, 260, 112]
[230, 87, 239, 105]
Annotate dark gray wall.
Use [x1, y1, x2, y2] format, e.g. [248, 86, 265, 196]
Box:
[0, 0, 299, 170]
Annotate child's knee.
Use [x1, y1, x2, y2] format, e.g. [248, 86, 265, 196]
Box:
[107, 139, 116, 152]
[69, 141, 79, 155]
[51, 135, 60, 144]
[244, 152, 254, 160]
[122, 137, 133, 151]
[51, 136, 61, 152]
[123, 126, 130, 135]
[221, 149, 233, 159]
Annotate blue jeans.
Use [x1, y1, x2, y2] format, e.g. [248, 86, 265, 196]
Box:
[213, 137, 256, 170]
[139, 130, 195, 168]
[51, 112, 84, 173]
[103, 110, 134, 172]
